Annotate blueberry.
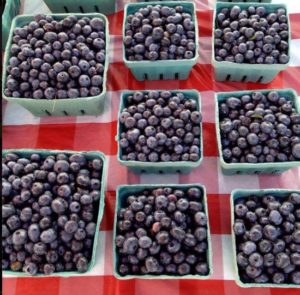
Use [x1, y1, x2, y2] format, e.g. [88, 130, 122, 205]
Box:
[156, 231, 169, 245]
[77, 75, 90, 87]
[23, 262, 38, 275]
[246, 265, 262, 279]
[12, 229, 27, 245]
[242, 241, 257, 255]
[257, 239, 272, 255]
[2, 203, 15, 218]
[249, 252, 263, 268]
[145, 257, 159, 273]
[184, 233, 197, 247]
[122, 237, 138, 254]
[195, 262, 208, 275]
[193, 212, 206, 226]
[237, 252, 248, 268]
[40, 228, 57, 244]
[176, 262, 190, 275]
[194, 242, 207, 254]
[291, 143, 300, 159]
[233, 222, 246, 236]
[42, 263, 55, 275]
[7, 215, 21, 231]
[176, 198, 189, 211]
[268, 210, 283, 225]
[75, 257, 88, 273]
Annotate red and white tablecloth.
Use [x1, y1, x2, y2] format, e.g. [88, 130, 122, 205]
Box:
[2, 0, 300, 294]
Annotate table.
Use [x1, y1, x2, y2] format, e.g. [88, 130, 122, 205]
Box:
[2, 0, 300, 294]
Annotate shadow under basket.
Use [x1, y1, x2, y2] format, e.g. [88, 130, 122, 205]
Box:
[2, 148, 107, 277]
[117, 90, 203, 174]
[113, 184, 213, 280]
[2, 13, 110, 117]
[215, 88, 300, 175]
[43, 0, 116, 15]
[123, 1, 199, 81]
[212, 2, 290, 84]
[230, 188, 300, 288]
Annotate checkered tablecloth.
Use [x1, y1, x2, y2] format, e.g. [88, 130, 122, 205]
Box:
[2, 0, 300, 294]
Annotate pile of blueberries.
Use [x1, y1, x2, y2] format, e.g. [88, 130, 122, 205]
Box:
[214, 5, 289, 64]
[233, 193, 300, 284]
[219, 91, 300, 164]
[124, 4, 196, 61]
[4, 14, 106, 99]
[115, 187, 210, 276]
[2, 152, 103, 275]
[119, 91, 202, 163]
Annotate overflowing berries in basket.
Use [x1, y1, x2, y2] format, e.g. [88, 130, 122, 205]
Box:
[4, 14, 106, 99]
[115, 187, 210, 276]
[233, 192, 300, 285]
[124, 4, 196, 61]
[2, 152, 104, 275]
[119, 91, 202, 163]
[214, 5, 289, 65]
[218, 91, 300, 164]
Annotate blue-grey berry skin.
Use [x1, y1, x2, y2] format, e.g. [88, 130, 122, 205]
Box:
[242, 241, 257, 255]
[67, 88, 79, 98]
[91, 75, 102, 87]
[138, 236, 152, 249]
[78, 75, 91, 87]
[122, 237, 138, 254]
[12, 229, 27, 245]
[56, 71, 69, 83]
[292, 143, 300, 159]
[24, 262, 38, 275]
[194, 212, 207, 226]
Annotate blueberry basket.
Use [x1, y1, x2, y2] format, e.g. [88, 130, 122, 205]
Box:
[215, 89, 300, 175]
[43, 0, 116, 15]
[212, 2, 290, 83]
[113, 183, 213, 280]
[2, 13, 110, 117]
[2, 149, 107, 277]
[123, 1, 199, 81]
[2, 0, 21, 49]
[117, 90, 203, 174]
[231, 188, 300, 288]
